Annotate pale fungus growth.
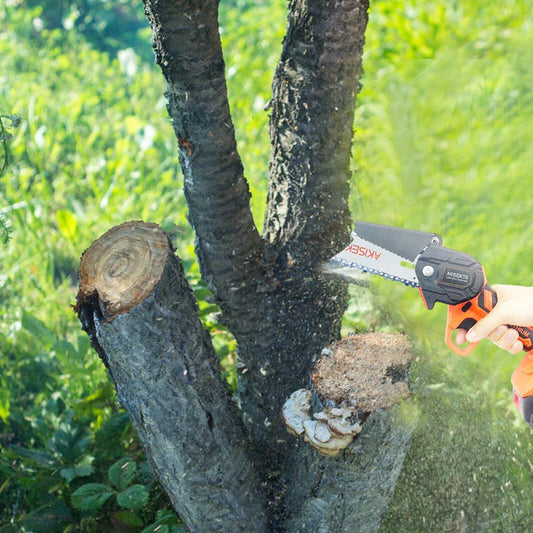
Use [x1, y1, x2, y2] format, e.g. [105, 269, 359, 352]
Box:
[303, 419, 352, 456]
[281, 388, 312, 437]
[325, 406, 362, 437]
[281, 389, 362, 456]
[281, 333, 412, 456]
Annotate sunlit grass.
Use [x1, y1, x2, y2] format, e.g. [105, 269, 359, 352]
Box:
[352, 2, 533, 528]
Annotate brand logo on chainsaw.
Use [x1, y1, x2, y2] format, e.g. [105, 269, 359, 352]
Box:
[346, 243, 382, 261]
[440, 266, 471, 287]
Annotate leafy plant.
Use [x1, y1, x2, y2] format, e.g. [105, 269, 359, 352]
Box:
[14, 0, 152, 61]
[3, 409, 181, 530]
[0, 113, 21, 178]
[0, 113, 21, 243]
[73, 458, 142, 510]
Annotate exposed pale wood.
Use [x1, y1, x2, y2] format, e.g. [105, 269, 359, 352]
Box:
[76, 221, 169, 320]
[312, 333, 412, 412]
[280, 333, 414, 532]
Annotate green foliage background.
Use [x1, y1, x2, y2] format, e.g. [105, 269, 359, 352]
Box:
[1, 0, 533, 530]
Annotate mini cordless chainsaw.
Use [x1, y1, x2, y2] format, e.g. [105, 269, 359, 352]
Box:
[326, 221, 533, 427]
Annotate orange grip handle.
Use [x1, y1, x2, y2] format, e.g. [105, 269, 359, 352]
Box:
[445, 271, 533, 356]
[444, 271, 533, 426]
[440, 269, 533, 426]
[445, 272, 497, 356]
[512, 353, 533, 398]
[512, 354, 533, 427]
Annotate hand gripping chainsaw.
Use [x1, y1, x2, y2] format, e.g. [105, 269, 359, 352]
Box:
[326, 221, 533, 427]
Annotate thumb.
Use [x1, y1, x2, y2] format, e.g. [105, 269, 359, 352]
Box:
[466, 309, 506, 342]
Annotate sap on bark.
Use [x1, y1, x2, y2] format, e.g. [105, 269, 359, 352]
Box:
[282, 332, 413, 456]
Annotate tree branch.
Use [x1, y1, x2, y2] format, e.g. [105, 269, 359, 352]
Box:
[139, 0, 370, 470]
[143, 0, 264, 306]
[264, 0, 369, 262]
[75, 222, 269, 531]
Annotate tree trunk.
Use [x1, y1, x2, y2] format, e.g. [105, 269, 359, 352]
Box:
[74, 0, 417, 531]
[141, 0, 370, 467]
[279, 333, 414, 532]
[280, 412, 412, 533]
[75, 222, 269, 531]
[76, 223, 414, 532]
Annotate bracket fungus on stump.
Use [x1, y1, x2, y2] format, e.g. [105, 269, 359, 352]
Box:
[282, 332, 413, 456]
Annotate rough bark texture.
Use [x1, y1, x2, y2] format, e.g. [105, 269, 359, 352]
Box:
[76, 222, 269, 531]
[279, 334, 414, 532]
[281, 411, 413, 533]
[142, 0, 369, 468]
[77, 224, 415, 533]
[73, 0, 418, 531]
[264, 0, 368, 257]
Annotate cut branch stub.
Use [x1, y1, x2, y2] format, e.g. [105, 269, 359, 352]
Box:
[75, 221, 269, 531]
[76, 220, 170, 320]
[312, 332, 412, 413]
[282, 332, 412, 456]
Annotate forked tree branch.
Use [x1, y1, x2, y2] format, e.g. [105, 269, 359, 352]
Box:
[141, 0, 370, 464]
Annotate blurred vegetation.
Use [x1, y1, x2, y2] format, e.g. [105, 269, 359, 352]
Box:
[354, 2, 533, 530]
[0, 113, 20, 243]
[1, 0, 533, 530]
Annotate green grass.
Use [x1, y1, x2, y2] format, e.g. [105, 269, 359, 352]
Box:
[355, 2, 533, 529]
[2, 0, 533, 530]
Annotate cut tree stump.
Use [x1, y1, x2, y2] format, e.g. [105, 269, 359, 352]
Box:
[75, 221, 269, 532]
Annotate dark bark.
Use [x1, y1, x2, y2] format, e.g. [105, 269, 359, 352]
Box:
[74, 1, 418, 531]
[76, 222, 269, 532]
[264, 0, 369, 259]
[142, 0, 264, 297]
[280, 411, 413, 533]
[76, 224, 414, 533]
[142, 0, 369, 469]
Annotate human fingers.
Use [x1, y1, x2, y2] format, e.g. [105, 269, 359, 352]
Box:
[465, 307, 509, 343]
[488, 284, 533, 326]
[487, 325, 510, 344]
[455, 328, 467, 346]
[488, 326, 519, 352]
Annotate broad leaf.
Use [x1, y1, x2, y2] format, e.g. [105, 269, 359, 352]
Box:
[116, 484, 149, 510]
[8, 445, 60, 469]
[72, 483, 114, 510]
[141, 510, 183, 533]
[114, 510, 144, 527]
[109, 457, 136, 491]
[21, 311, 54, 346]
[60, 455, 95, 482]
